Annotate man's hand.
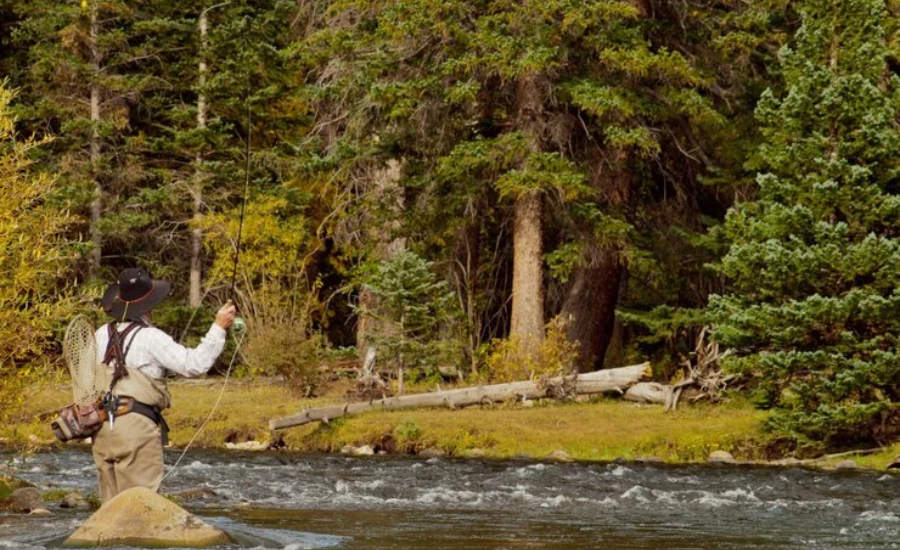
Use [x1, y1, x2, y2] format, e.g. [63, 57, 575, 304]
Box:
[215, 302, 237, 329]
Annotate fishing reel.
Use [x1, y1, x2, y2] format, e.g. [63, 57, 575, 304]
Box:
[224, 299, 246, 335]
[232, 317, 246, 335]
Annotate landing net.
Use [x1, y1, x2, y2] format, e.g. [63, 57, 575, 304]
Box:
[63, 315, 105, 404]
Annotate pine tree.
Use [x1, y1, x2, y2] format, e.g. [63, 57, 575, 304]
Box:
[355, 250, 462, 394]
[710, 0, 900, 447]
[298, 0, 726, 368]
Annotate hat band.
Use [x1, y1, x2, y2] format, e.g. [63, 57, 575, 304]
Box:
[121, 284, 154, 304]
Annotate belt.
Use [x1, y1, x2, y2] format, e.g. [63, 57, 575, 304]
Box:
[116, 396, 170, 446]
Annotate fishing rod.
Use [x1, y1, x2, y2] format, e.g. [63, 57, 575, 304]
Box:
[226, 82, 252, 334]
[162, 31, 254, 480]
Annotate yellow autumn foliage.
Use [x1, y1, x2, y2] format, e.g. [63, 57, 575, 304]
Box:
[0, 83, 75, 377]
[486, 316, 581, 383]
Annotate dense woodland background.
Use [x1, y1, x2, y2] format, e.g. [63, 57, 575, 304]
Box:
[1, 0, 897, 451]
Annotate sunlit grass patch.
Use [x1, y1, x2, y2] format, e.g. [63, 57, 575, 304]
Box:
[12, 377, 898, 471]
[287, 396, 768, 462]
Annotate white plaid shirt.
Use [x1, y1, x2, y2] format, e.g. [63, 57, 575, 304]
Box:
[95, 322, 226, 381]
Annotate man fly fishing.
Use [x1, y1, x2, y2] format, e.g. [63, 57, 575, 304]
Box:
[92, 267, 236, 502]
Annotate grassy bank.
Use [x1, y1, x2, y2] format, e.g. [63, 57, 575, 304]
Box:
[4, 377, 898, 469]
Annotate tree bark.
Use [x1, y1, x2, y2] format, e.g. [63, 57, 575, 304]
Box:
[561, 151, 632, 372]
[356, 159, 405, 351]
[189, 8, 210, 308]
[88, 1, 102, 278]
[510, 72, 547, 356]
[561, 247, 624, 372]
[624, 382, 670, 404]
[270, 362, 652, 430]
[510, 190, 544, 354]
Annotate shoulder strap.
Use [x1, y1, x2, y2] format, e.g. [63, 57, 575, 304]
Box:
[104, 321, 146, 391]
[122, 324, 144, 360]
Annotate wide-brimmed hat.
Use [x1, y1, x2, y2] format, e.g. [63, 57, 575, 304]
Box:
[101, 268, 171, 321]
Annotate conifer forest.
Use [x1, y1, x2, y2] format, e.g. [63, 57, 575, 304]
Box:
[1, 0, 898, 451]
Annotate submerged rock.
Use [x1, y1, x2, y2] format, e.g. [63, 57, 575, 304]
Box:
[224, 440, 269, 451]
[353, 445, 375, 456]
[418, 447, 445, 459]
[177, 488, 217, 501]
[4, 487, 44, 513]
[63, 487, 229, 548]
[834, 459, 861, 470]
[60, 491, 91, 510]
[770, 457, 803, 467]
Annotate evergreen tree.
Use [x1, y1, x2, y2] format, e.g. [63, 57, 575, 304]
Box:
[297, 0, 728, 369]
[710, 0, 900, 447]
[355, 250, 462, 394]
[9, 0, 179, 276]
[7, 0, 309, 307]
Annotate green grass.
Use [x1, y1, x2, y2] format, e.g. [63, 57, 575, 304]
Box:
[288, 397, 768, 462]
[5, 377, 897, 470]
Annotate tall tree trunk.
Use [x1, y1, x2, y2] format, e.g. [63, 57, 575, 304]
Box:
[356, 159, 405, 352]
[510, 190, 544, 353]
[562, 247, 624, 372]
[561, 151, 632, 372]
[88, 1, 102, 278]
[451, 206, 482, 375]
[190, 7, 211, 308]
[510, 73, 546, 356]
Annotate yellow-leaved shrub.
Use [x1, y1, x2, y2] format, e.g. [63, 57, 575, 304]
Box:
[0, 83, 75, 421]
[486, 317, 580, 383]
[199, 191, 326, 386]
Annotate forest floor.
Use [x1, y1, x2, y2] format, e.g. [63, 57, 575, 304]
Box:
[5, 374, 899, 470]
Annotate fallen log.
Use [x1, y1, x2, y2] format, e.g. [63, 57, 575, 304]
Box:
[269, 362, 651, 431]
[624, 382, 670, 404]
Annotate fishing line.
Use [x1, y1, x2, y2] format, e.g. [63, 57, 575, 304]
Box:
[162, 26, 253, 481]
[160, 329, 245, 483]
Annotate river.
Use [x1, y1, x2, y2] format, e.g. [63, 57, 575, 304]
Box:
[2, 449, 898, 549]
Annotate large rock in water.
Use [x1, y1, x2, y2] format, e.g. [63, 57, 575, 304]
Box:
[63, 487, 229, 548]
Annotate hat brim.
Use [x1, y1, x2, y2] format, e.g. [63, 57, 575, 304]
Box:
[101, 279, 171, 320]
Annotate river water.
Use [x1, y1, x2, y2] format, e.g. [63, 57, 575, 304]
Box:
[2, 449, 898, 549]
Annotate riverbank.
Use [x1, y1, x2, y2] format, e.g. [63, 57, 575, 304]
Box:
[5, 376, 899, 470]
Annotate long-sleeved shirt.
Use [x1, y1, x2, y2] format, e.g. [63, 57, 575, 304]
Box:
[95, 322, 226, 381]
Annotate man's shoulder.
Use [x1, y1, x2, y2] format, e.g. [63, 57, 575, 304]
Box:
[135, 325, 174, 341]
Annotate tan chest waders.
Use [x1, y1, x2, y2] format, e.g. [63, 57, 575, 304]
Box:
[51, 318, 170, 443]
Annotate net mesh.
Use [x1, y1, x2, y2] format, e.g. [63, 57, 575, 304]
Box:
[63, 315, 105, 404]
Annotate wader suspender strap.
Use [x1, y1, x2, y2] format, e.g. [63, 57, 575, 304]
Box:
[102, 322, 169, 444]
[104, 322, 144, 391]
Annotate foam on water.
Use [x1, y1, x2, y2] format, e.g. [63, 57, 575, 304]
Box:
[858, 511, 900, 523]
[5, 449, 900, 549]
